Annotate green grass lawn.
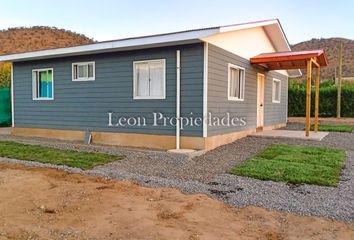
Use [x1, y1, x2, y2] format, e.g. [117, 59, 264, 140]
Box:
[230, 144, 345, 186]
[0, 141, 123, 169]
[310, 124, 353, 133]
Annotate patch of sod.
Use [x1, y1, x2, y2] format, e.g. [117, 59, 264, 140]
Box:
[230, 144, 345, 186]
[0, 141, 123, 169]
[310, 124, 353, 133]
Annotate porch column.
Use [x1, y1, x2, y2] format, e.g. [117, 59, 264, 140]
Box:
[314, 67, 320, 133]
[305, 60, 312, 137]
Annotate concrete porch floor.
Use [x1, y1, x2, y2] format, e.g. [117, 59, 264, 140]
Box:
[250, 130, 329, 141]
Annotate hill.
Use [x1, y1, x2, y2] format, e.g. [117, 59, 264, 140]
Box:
[292, 38, 354, 81]
[0, 26, 94, 88]
[0, 26, 94, 55]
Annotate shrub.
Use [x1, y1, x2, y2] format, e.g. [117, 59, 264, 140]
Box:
[0, 63, 11, 88]
[288, 82, 354, 117]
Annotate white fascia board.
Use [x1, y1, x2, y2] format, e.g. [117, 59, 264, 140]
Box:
[219, 19, 279, 33]
[253, 21, 302, 77]
[220, 19, 302, 77]
[272, 26, 302, 78]
[0, 28, 219, 62]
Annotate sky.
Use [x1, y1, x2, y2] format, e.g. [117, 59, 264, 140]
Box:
[1, 0, 353, 44]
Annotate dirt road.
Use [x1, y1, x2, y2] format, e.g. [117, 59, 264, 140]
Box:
[0, 163, 352, 240]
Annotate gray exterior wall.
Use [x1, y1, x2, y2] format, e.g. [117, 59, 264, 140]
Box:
[263, 70, 288, 126]
[13, 44, 204, 137]
[207, 44, 288, 136]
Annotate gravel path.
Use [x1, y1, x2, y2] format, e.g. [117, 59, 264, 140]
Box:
[3, 131, 353, 182]
[0, 125, 353, 222]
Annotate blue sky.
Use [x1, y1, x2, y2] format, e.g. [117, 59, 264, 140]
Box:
[1, 0, 353, 44]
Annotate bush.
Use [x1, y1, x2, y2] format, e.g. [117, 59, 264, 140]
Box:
[288, 82, 354, 117]
[0, 63, 11, 88]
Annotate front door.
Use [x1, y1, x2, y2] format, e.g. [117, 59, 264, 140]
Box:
[256, 73, 265, 131]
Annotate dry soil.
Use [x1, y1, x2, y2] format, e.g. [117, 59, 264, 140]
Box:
[0, 163, 353, 240]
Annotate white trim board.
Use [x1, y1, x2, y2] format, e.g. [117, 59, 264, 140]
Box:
[72, 61, 96, 81]
[227, 63, 245, 102]
[175, 50, 181, 149]
[203, 42, 208, 138]
[133, 59, 166, 100]
[10, 63, 14, 127]
[272, 78, 281, 103]
[32, 68, 54, 101]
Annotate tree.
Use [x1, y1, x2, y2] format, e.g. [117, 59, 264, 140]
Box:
[0, 63, 11, 88]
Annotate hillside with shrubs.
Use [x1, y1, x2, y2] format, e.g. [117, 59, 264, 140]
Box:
[0, 26, 94, 87]
[0, 26, 93, 55]
[292, 38, 354, 81]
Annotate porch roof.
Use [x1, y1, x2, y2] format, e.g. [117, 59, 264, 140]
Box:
[250, 50, 328, 70]
[251, 49, 329, 138]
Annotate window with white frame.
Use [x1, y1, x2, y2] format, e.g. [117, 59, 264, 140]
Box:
[272, 78, 281, 103]
[133, 59, 166, 99]
[32, 68, 54, 100]
[228, 64, 245, 101]
[72, 62, 95, 81]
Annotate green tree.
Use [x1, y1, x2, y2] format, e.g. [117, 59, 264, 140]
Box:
[0, 63, 11, 88]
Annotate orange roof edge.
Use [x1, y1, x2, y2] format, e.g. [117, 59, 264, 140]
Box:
[250, 50, 329, 69]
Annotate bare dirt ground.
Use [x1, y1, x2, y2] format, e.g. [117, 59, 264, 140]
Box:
[0, 163, 353, 240]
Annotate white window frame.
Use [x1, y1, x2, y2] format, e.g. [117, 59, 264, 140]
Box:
[72, 61, 95, 81]
[133, 59, 166, 100]
[32, 68, 54, 101]
[272, 78, 281, 103]
[227, 63, 245, 101]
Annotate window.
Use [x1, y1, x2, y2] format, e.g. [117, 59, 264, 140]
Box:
[72, 62, 95, 81]
[133, 59, 166, 99]
[228, 63, 245, 101]
[32, 68, 54, 100]
[272, 78, 281, 103]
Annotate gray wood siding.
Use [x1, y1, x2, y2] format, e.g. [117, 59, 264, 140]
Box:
[13, 44, 204, 137]
[263, 71, 288, 126]
[207, 44, 288, 136]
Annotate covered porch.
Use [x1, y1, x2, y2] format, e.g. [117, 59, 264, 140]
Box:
[250, 50, 329, 137]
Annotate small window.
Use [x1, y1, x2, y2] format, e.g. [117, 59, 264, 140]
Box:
[133, 59, 166, 99]
[32, 68, 54, 100]
[228, 63, 245, 101]
[272, 78, 281, 103]
[72, 62, 95, 81]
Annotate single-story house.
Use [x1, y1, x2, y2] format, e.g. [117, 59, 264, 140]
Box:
[0, 19, 304, 150]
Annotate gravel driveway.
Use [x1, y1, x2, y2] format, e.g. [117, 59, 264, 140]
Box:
[0, 123, 353, 222]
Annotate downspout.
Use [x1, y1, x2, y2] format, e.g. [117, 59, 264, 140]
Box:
[203, 42, 208, 138]
[10, 62, 14, 128]
[176, 50, 181, 149]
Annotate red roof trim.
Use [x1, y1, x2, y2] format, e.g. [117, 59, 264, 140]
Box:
[250, 50, 329, 69]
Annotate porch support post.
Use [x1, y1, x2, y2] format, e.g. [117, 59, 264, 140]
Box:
[314, 66, 320, 133]
[305, 60, 312, 137]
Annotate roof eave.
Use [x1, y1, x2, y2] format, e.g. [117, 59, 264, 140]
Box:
[0, 19, 303, 77]
[264, 20, 302, 77]
[0, 28, 219, 62]
[0, 19, 293, 63]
